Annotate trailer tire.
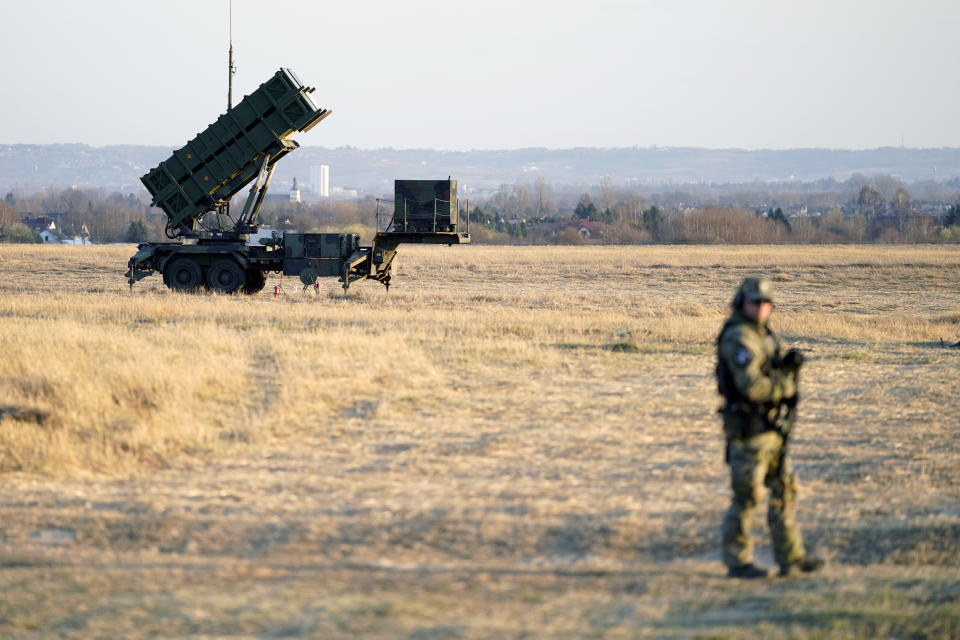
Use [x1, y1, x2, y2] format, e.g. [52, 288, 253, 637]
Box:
[163, 258, 203, 292]
[243, 270, 267, 295]
[207, 259, 245, 294]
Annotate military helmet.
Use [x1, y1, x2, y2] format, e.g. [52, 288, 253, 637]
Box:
[734, 276, 774, 308]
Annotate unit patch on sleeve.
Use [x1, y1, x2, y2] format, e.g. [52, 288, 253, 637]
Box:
[734, 347, 752, 367]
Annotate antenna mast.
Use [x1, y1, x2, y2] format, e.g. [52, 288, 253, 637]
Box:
[227, 0, 235, 110]
[221, 0, 236, 224]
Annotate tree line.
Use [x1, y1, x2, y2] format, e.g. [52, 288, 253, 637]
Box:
[464, 175, 960, 244]
[2, 175, 959, 245]
[0, 187, 152, 244]
[0, 187, 385, 244]
[468, 197, 960, 245]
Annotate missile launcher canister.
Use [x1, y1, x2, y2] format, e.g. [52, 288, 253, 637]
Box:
[141, 68, 330, 239]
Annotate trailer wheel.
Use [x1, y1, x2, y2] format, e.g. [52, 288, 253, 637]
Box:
[243, 270, 267, 295]
[163, 258, 203, 292]
[207, 259, 244, 294]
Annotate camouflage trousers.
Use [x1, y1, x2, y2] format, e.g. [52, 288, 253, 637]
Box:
[722, 431, 805, 568]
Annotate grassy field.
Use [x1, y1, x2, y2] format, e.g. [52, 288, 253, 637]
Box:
[1, 243, 959, 638]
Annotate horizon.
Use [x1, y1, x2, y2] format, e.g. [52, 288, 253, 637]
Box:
[4, 145, 960, 196]
[4, 142, 960, 154]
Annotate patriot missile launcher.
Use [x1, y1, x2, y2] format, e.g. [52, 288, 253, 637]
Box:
[127, 68, 468, 294]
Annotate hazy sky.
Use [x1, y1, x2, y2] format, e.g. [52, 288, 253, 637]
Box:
[1, 0, 957, 150]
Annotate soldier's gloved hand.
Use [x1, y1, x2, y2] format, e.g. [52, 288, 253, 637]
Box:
[781, 348, 804, 373]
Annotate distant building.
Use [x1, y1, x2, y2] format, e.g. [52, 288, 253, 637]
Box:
[21, 214, 59, 233]
[289, 177, 301, 203]
[311, 164, 329, 198]
[574, 220, 606, 239]
[535, 220, 606, 239]
[247, 227, 279, 245]
[330, 186, 358, 199]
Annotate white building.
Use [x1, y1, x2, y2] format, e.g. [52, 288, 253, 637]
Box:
[310, 164, 329, 198]
[330, 186, 358, 199]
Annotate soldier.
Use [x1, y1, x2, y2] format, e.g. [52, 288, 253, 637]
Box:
[716, 276, 824, 578]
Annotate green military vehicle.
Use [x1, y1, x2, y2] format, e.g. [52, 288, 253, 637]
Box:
[127, 68, 469, 294]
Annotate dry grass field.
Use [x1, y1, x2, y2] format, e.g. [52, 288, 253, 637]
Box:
[1, 243, 959, 639]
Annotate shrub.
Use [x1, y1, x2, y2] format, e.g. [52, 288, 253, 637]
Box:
[2, 222, 40, 243]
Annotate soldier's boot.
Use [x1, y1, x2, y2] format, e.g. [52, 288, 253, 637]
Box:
[778, 556, 825, 577]
[727, 563, 769, 579]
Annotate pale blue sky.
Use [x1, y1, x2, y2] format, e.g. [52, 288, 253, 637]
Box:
[1, 0, 956, 150]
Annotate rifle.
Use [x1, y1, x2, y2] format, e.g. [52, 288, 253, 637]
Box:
[776, 349, 804, 469]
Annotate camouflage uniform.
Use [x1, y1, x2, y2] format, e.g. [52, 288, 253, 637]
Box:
[717, 277, 811, 577]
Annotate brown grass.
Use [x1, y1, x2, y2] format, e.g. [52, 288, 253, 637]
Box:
[1, 243, 959, 638]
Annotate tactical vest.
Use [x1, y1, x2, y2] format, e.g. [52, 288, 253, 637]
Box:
[716, 314, 780, 438]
